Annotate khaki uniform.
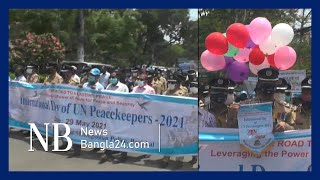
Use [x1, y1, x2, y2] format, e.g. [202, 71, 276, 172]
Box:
[209, 105, 228, 128]
[163, 86, 188, 96]
[63, 78, 79, 86]
[294, 105, 311, 130]
[227, 98, 296, 131]
[44, 72, 63, 84]
[159, 76, 167, 91]
[27, 73, 39, 83]
[152, 79, 165, 95]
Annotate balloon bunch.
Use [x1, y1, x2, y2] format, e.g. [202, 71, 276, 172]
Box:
[201, 17, 296, 82]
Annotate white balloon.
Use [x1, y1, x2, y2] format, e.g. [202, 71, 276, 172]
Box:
[249, 58, 270, 75]
[271, 23, 294, 47]
[260, 35, 278, 55]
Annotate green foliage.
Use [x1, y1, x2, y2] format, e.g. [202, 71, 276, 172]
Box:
[9, 9, 197, 68]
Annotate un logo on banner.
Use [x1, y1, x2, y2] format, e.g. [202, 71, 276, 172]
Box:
[28, 123, 73, 152]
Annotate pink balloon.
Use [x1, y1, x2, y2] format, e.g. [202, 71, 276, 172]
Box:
[274, 46, 297, 70]
[201, 50, 226, 71]
[248, 17, 272, 45]
[249, 58, 270, 75]
[234, 48, 252, 63]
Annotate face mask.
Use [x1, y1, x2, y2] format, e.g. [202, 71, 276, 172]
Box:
[285, 95, 291, 103]
[190, 87, 198, 94]
[204, 97, 210, 105]
[168, 83, 176, 90]
[212, 94, 227, 104]
[110, 78, 118, 85]
[88, 76, 96, 83]
[26, 68, 33, 74]
[224, 93, 235, 105]
[137, 80, 145, 87]
[274, 93, 286, 101]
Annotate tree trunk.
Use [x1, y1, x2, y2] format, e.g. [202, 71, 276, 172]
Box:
[77, 9, 85, 62]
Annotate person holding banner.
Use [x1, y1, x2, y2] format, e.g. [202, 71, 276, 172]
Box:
[227, 68, 296, 132]
[160, 72, 189, 169]
[295, 76, 312, 130]
[13, 65, 27, 82]
[208, 78, 230, 128]
[99, 71, 129, 164]
[131, 73, 156, 94]
[44, 62, 63, 84]
[81, 68, 104, 90]
[61, 65, 80, 86]
[26, 63, 39, 83]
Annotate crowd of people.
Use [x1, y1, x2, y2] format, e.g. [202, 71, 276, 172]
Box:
[9, 61, 200, 170]
[9, 62, 311, 169]
[199, 67, 312, 132]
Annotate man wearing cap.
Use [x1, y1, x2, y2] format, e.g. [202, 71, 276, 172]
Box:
[13, 65, 27, 82]
[160, 72, 189, 169]
[44, 62, 63, 84]
[225, 79, 236, 106]
[61, 65, 80, 86]
[26, 63, 39, 83]
[81, 68, 104, 90]
[158, 69, 167, 92]
[228, 68, 296, 132]
[295, 76, 311, 130]
[99, 65, 110, 89]
[151, 70, 165, 95]
[274, 78, 289, 102]
[207, 78, 230, 128]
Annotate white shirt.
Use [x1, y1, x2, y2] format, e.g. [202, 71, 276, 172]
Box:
[99, 72, 110, 88]
[14, 75, 27, 82]
[83, 82, 104, 91]
[105, 82, 129, 93]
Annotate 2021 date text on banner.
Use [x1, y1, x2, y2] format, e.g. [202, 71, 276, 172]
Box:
[9, 81, 198, 155]
[199, 128, 311, 171]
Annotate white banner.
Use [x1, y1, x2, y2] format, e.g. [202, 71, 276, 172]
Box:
[238, 103, 274, 154]
[9, 81, 198, 155]
[199, 128, 311, 171]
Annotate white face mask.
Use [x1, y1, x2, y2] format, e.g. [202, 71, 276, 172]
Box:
[204, 96, 210, 105]
[26, 68, 33, 74]
[274, 93, 286, 101]
[224, 93, 235, 105]
[190, 87, 198, 94]
[168, 83, 175, 90]
[137, 80, 145, 87]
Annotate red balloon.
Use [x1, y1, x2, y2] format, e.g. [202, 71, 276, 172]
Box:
[267, 54, 277, 68]
[205, 32, 228, 55]
[226, 23, 249, 48]
[249, 47, 265, 65]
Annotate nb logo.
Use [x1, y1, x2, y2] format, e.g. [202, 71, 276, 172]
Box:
[28, 123, 72, 152]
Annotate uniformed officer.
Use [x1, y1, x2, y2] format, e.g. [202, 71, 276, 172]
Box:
[186, 69, 197, 87]
[61, 65, 80, 86]
[202, 84, 211, 111]
[208, 78, 230, 128]
[225, 79, 236, 106]
[295, 76, 311, 130]
[26, 63, 39, 83]
[158, 69, 167, 91]
[227, 68, 296, 132]
[44, 62, 63, 84]
[151, 70, 165, 95]
[160, 72, 189, 169]
[274, 78, 289, 102]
